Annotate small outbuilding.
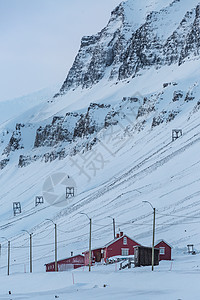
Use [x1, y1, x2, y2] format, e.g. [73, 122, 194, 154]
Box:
[82, 247, 103, 266]
[45, 254, 84, 272]
[155, 240, 172, 261]
[134, 245, 159, 267]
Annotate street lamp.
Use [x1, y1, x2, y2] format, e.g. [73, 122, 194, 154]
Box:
[1, 237, 10, 275]
[108, 216, 116, 239]
[142, 201, 156, 271]
[22, 230, 33, 273]
[46, 219, 58, 272]
[79, 212, 92, 272]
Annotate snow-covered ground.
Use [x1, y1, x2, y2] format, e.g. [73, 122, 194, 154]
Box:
[0, 252, 199, 299]
[1, 0, 200, 298]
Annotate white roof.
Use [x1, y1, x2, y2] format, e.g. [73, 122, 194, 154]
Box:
[104, 234, 140, 248]
[45, 254, 84, 265]
[155, 239, 172, 248]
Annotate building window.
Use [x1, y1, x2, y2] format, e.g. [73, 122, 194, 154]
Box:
[121, 248, 129, 256]
[160, 247, 165, 255]
[123, 237, 127, 245]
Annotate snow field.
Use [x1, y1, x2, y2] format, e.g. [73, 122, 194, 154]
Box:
[0, 252, 200, 299]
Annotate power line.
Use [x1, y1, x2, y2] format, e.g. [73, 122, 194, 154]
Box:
[157, 212, 200, 219]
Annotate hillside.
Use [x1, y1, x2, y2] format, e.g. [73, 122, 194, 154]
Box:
[0, 0, 200, 286]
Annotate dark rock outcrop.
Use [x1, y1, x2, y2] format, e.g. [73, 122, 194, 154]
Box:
[3, 124, 24, 156]
[0, 159, 9, 170]
[55, 1, 200, 95]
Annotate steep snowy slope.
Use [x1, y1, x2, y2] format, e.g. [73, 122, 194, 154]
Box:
[0, 86, 58, 126]
[0, 0, 200, 276]
[57, 0, 200, 93]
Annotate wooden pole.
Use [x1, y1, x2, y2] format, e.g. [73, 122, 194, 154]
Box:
[7, 241, 10, 276]
[113, 218, 116, 239]
[152, 208, 156, 271]
[30, 234, 32, 273]
[55, 223, 58, 272]
[89, 218, 92, 272]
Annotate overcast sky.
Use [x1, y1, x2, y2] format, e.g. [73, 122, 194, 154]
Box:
[0, 0, 122, 101]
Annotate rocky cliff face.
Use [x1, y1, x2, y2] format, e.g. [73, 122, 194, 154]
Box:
[1, 80, 200, 170]
[1, 0, 200, 171]
[56, 1, 136, 95]
[55, 0, 200, 95]
[3, 123, 25, 156]
[0, 94, 142, 168]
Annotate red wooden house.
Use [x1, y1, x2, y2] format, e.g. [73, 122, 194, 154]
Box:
[83, 232, 141, 265]
[45, 254, 84, 272]
[155, 240, 172, 261]
[103, 232, 140, 262]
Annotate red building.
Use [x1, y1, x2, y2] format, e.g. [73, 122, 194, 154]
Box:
[83, 248, 103, 266]
[45, 254, 84, 272]
[155, 240, 172, 261]
[103, 232, 140, 262]
[83, 232, 141, 265]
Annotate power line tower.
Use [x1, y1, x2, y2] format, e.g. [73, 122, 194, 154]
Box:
[35, 196, 44, 207]
[13, 202, 21, 216]
[66, 187, 75, 198]
[172, 129, 182, 141]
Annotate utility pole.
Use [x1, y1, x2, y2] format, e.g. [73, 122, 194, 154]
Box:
[8, 241, 10, 276]
[79, 212, 92, 272]
[108, 216, 116, 239]
[55, 223, 58, 272]
[142, 201, 156, 271]
[22, 230, 33, 273]
[46, 219, 58, 272]
[152, 208, 156, 272]
[30, 233, 32, 273]
[113, 218, 116, 239]
[1, 237, 10, 275]
[89, 218, 92, 272]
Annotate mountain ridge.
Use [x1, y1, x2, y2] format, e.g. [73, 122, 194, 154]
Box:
[56, 0, 200, 95]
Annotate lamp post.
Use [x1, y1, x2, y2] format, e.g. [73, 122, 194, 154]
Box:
[46, 219, 58, 272]
[79, 212, 92, 272]
[108, 216, 116, 239]
[1, 237, 10, 275]
[22, 230, 33, 273]
[142, 201, 156, 271]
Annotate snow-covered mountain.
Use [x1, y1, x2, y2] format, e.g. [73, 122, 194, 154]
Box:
[56, 0, 200, 94]
[1, 0, 200, 276]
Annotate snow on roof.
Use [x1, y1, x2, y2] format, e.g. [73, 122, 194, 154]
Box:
[82, 234, 141, 254]
[82, 236, 126, 253]
[103, 235, 123, 248]
[155, 239, 172, 248]
[82, 247, 103, 254]
[104, 234, 140, 248]
[45, 254, 84, 265]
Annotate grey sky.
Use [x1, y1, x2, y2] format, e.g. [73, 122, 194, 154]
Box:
[0, 0, 121, 101]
